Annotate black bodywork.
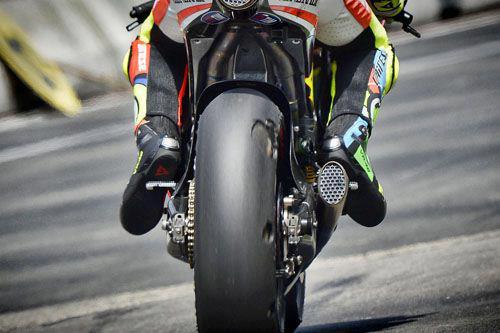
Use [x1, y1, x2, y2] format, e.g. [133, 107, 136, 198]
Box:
[176, 1, 317, 199]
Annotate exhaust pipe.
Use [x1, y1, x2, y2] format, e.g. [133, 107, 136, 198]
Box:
[316, 161, 349, 253]
[318, 161, 348, 207]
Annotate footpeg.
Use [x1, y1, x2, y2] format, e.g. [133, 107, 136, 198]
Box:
[317, 161, 348, 206]
[349, 181, 359, 191]
[146, 181, 177, 191]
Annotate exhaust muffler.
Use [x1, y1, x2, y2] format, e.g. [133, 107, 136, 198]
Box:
[316, 161, 349, 253]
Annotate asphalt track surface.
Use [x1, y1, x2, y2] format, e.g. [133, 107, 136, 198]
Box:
[1, 13, 499, 332]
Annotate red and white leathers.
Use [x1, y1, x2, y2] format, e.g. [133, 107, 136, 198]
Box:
[151, 0, 389, 46]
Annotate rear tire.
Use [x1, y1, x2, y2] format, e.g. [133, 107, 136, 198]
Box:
[194, 89, 283, 332]
[285, 272, 305, 333]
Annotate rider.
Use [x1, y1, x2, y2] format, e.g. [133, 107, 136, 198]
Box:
[120, 0, 405, 235]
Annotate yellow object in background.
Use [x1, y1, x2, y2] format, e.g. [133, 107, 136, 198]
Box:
[0, 9, 81, 116]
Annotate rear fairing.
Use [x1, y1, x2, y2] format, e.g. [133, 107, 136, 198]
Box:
[171, 1, 319, 197]
[182, 1, 318, 112]
[164, 1, 319, 42]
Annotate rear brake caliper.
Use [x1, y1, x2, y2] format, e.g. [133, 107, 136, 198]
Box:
[283, 195, 316, 245]
[278, 192, 316, 278]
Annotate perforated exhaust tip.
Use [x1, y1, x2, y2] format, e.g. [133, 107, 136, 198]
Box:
[318, 162, 348, 206]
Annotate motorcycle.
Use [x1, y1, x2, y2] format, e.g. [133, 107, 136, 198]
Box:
[127, 1, 419, 332]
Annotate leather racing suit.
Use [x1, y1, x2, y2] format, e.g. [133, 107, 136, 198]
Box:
[120, 0, 402, 235]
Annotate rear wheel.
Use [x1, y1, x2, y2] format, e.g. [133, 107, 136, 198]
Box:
[194, 89, 284, 332]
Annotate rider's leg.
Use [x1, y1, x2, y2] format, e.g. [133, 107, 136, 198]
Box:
[120, 16, 187, 235]
[320, 20, 399, 227]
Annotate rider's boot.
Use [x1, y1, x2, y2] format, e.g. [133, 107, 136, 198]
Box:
[120, 116, 181, 235]
[320, 114, 386, 227]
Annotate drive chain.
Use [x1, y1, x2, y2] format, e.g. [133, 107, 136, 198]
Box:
[187, 180, 195, 268]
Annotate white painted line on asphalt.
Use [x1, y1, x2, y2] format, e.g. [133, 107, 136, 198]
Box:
[80, 91, 131, 114]
[0, 123, 130, 165]
[312, 229, 500, 270]
[0, 92, 130, 135]
[0, 113, 48, 134]
[400, 40, 500, 76]
[1, 229, 499, 331]
[0, 282, 193, 331]
[1, 179, 124, 216]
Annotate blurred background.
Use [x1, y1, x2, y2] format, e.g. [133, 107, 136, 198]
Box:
[0, 0, 137, 113]
[0, 0, 499, 332]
